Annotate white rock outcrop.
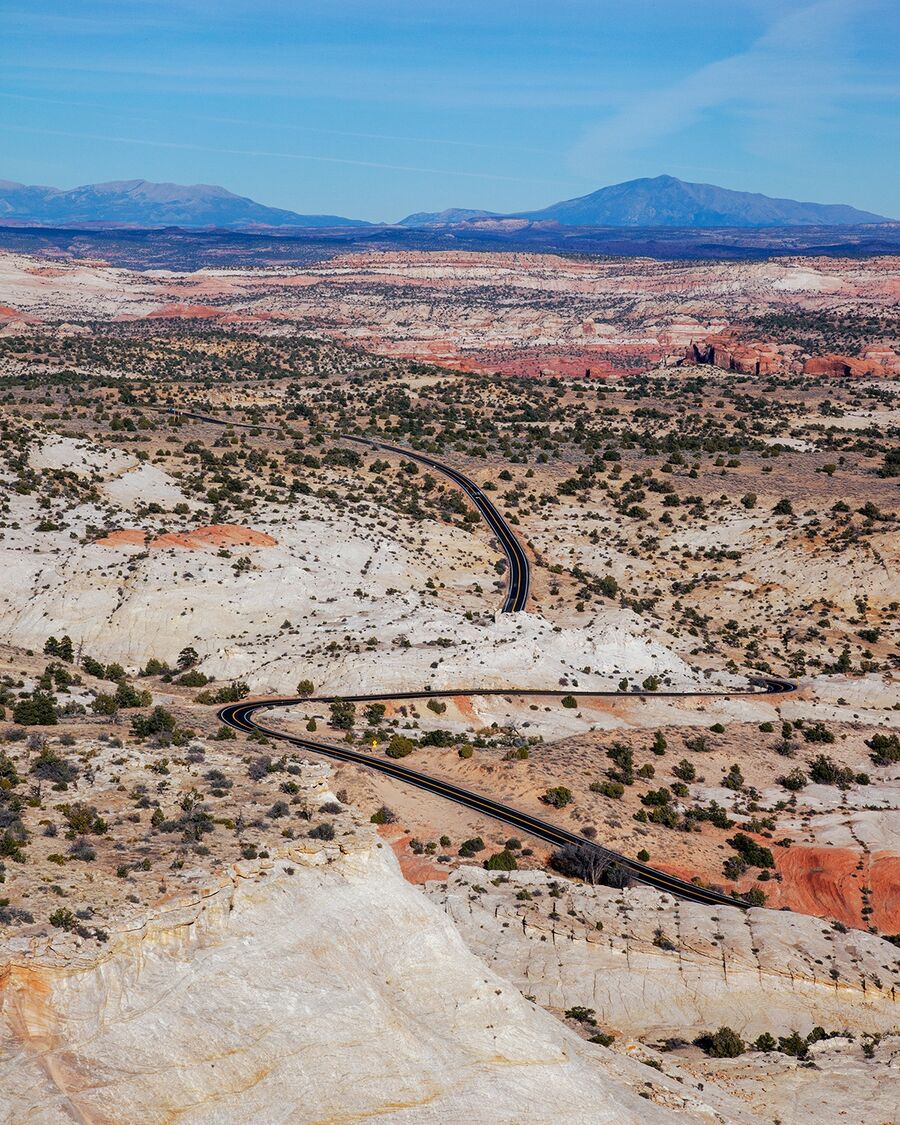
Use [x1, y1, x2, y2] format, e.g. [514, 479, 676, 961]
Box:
[2, 840, 705, 1124]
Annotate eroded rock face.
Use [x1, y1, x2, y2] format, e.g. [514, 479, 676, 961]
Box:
[681, 335, 781, 376]
[428, 868, 900, 1041]
[1, 841, 684, 1124]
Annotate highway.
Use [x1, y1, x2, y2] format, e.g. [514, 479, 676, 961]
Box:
[343, 436, 530, 612]
[220, 675, 790, 911]
[191, 409, 795, 909]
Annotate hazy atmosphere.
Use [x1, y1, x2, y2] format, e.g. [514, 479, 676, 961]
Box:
[2, 0, 898, 221]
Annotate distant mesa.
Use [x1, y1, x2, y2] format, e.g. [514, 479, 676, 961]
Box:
[397, 207, 500, 227]
[97, 524, 278, 550]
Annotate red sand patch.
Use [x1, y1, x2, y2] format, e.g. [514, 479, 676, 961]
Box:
[770, 845, 900, 930]
[96, 523, 276, 550]
[380, 828, 449, 885]
[94, 529, 148, 548]
[146, 303, 225, 319]
[868, 853, 900, 933]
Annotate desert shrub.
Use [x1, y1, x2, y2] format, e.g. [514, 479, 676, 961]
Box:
[30, 747, 78, 787]
[385, 735, 415, 758]
[590, 780, 624, 799]
[483, 849, 517, 871]
[91, 694, 118, 716]
[49, 907, 78, 931]
[69, 838, 97, 862]
[329, 700, 356, 729]
[672, 759, 696, 782]
[698, 1027, 745, 1058]
[60, 802, 107, 836]
[81, 656, 106, 678]
[808, 754, 856, 788]
[802, 722, 835, 744]
[0, 899, 33, 925]
[370, 805, 396, 825]
[777, 1030, 808, 1058]
[549, 843, 629, 887]
[177, 669, 209, 687]
[130, 707, 176, 738]
[363, 704, 387, 726]
[727, 832, 774, 869]
[458, 837, 485, 857]
[13, 692, 57, 726]
[420, 729, 456, 747]
[309, 822, 335, 841]
[778, 768, 807, 791]
[542, 786, 573, 808]
[114, 682, 152, 708]
[44, 636, 74, 662]
[721, 764, 744, 790]
[867, 733, 900, 766]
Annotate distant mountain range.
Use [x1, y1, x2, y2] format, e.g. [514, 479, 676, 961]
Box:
[403, 176, 893, 229]
[0, 173, 892, 231]
[0, 179, 371, 229]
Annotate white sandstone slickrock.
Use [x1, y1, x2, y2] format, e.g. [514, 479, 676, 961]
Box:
[428, 868, 900, 1041]
[1, 430, 713, 694]
[0, 835, 726, 1124]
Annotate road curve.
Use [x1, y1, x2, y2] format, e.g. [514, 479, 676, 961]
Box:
[154, 403, 793, 905]
[221, 693, 755, 909]
[343, 435, 530, 612]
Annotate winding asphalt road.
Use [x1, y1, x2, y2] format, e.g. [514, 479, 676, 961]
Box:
[193, 413, 796, 910]
[343, 435, 530, 612]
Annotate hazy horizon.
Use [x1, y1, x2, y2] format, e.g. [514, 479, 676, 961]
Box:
[1, 0, 898, 223]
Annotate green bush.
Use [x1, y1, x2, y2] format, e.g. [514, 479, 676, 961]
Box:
[727, 832, 774, 869]
[12, 692, 57, 726]
[673, 758, 696, 782]
[385, 735, 415, 759]
[867, 733, 900, 766]
[541, 786, 573, 808]
[130, 706, 176, 738]
[590, 780, 624, 799]
[699, 1027, 745, 1058]
[370, 805, 396, 825]
[483, 849, 517, 871]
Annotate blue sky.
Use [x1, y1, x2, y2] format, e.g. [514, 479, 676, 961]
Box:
[1, 0, 897, 221]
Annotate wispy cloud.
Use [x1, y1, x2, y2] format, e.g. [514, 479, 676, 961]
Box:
[569, 0, 872, 174]
[0, 123, 580, 189]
